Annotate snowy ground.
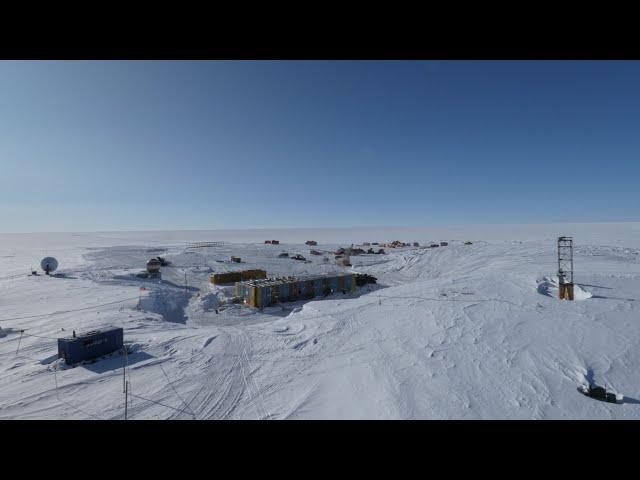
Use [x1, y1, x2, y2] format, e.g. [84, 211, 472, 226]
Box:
[1, 223, 640, 419]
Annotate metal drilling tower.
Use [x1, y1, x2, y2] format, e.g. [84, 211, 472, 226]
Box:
[557, 236, 574, 300]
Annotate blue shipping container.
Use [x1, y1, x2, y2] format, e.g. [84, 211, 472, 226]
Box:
[58, 326, 124, 365]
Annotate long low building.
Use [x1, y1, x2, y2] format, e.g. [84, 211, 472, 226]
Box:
[210, 269, 267, 285]
[236, 272, 356, 308]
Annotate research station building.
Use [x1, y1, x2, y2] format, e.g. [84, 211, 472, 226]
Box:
[236, 272, 356, 308]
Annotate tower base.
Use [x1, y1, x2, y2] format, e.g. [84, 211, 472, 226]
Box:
[559, 283, 574, 300]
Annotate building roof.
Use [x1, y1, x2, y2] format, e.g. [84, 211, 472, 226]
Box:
[236, 272, 353, 288]
[59, 325, 122, 343]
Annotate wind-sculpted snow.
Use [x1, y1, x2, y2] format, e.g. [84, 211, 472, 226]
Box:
[1, 224, 640, 419]
[537, 276, 593, 301]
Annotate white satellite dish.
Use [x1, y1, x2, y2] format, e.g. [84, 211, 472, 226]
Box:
[40, 257, 59, 275]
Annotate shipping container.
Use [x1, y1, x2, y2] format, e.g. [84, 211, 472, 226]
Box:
[58, 326, 124, 365]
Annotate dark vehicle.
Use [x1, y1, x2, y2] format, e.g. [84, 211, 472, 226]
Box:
[580, 384, 620, 403]
[291, 254, 306, 261]
[146, 258, 162, 274]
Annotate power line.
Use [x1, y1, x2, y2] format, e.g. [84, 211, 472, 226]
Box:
[159, 364, 196, 419]
[129, 392, 195, 417]
[0, 295, 141, 324]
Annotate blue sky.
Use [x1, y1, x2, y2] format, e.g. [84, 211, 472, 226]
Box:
[1, 60, 638, 232]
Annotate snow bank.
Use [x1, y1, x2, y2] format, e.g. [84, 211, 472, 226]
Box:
[137, 289, 192, 323]
[537, 276, 592, 300]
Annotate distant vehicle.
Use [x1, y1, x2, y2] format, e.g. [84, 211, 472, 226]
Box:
[430, 244, 439, 248]
[291, 254, 306, 261]
[413, 242, 420, 247]
[579, 384, 621, 404]
[464, 241, 473, 245]
[146, 258, 162, 274]
[376, 249, 385, 254]
[440, 242, 448, 246]
[305, 240, 318, 246]
[230, 256, 241, 263]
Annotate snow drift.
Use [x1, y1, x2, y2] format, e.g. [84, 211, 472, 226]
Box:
[1, 224, 640, 419]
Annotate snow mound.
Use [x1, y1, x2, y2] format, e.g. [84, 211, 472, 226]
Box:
[191, 291, 222, 314]
[137, 289, 192, 323]
[537, 276, 592, 300]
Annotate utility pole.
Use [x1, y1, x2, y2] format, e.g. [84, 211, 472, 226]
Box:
[124, 380, 129, 420]
[122, 346, 128, 393]
[16, 330, 24, 355]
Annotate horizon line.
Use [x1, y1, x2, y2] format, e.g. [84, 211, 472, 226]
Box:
[1, 220, 639, 235]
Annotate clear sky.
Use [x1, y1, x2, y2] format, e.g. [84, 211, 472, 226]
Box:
[1, 60, 638, 232]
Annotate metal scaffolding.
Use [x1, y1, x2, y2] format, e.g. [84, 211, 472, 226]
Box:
[557, 236, 574, 300]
